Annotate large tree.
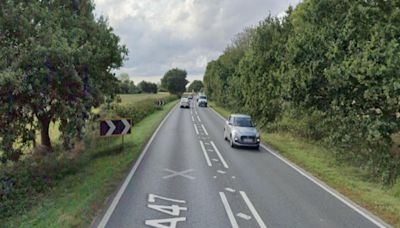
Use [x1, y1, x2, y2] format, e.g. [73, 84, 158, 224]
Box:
[161, 68, 188, 96]
[187, 80, 203, 93]
[138, 81, 158, 94]
[0, 0, 127, 160]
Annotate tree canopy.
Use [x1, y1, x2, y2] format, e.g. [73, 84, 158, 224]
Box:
[203, 0, 400, 184]
[0, 0, 127, 161]
[187, 80, 203, 93]
[161, 68, 189, 96]
[138, 81, 158, 94]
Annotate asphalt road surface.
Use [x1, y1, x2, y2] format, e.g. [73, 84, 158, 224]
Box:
[94, 102, 389, 228]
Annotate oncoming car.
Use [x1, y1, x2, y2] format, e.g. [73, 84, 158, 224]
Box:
[180, 97, 190, 108]
[197, 95, 207, 107]
[224, 114, 260, 149]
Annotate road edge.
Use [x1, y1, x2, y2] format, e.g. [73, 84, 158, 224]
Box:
[208, 106, 391, 228]
[93, 104, 177, 228]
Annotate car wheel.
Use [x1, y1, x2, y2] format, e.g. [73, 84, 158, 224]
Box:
[224, 129, 227, 141]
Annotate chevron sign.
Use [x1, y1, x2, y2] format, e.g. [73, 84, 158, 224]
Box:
[100, 119, 132, 136]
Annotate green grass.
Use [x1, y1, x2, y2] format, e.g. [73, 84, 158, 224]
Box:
[3, 100, 178, 227]
[118, 93, 170, 105]
[209, 101, 400, 227]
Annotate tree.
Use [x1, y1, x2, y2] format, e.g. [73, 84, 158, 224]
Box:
[0, 0, 127, 160]
[161, 68, 188, 96]
[138, 81, 158, 94]
[187, 80, 203, 93]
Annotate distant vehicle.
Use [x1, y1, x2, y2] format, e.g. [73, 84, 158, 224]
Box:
[180, 97, 190, 108]
[224, 114, 260, 149]
[197, 95, 207, 107]
[188, 95, 193, 100]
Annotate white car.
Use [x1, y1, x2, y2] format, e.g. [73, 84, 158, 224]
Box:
[197, 95, 207, 107]
[180, 97, 190, 108]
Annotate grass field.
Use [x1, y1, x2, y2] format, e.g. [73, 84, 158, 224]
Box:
[2, 94, 178, 227]
[118, 93, 170, 105]
[209, 101, 400, 227]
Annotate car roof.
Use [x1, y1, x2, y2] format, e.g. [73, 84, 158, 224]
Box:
[230, 114, 251, 118]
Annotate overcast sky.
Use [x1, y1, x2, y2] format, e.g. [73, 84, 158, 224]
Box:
[94, 0, 301, 84]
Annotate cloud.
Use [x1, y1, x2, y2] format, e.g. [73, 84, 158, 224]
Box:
[94, 0, 301, 83]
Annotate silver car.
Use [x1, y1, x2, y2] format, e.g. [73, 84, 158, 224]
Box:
[224, 114, 260, 149]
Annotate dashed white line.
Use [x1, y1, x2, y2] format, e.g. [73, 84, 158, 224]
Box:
[191, 116, 194, 122]
[201, 124, 208, 135]
[219, 192, 239, 228]
[193, 124, 199, 135]
[212, 158, 219, 162]
[237, 213, 252, 220]
[217, 170, 226, 174]
[211, 141, 229, 169]
[197, 115, 201, 122]
[225, 188, 236, 193]
[199, 141, 212, 167]
[240, 191, 267, 228]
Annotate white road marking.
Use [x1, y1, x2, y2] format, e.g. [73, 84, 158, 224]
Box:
[225, 188, 236, 193]
[193, 124, 199, 135]
[213, 176, 217, 179]
[145, 217, 186, 228]
[237, 213, 252, 220]
[232, 176, 236, 179]
[212, 158, 219, 162]
[208, 149, 214, 152]
[204, 142, 210, 145]
[97, 105, 177, 228]
[200, 124, 208, 135]
[197, 115, 201, 122]
[219, 192, 239, 228]
[163, 169, 195, 180]
[199, 141, 212, 167]
[240, 191, 267, 228]
[191, 116, 194, 122]
[217, 170, 226, 174]
[211, 141, 229, 169]
[148, 194, 186, 204]
[209, 106, 389, 228]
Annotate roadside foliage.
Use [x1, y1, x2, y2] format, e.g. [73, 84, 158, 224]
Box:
[204, 0, 400, 184]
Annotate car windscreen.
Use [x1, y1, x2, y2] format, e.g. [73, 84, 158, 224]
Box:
[200, 96, 207, 99]
[233, 117, 253, 127]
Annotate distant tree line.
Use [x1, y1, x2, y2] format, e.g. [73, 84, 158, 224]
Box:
[116, 73, 158, 94]
[204, 0, 400, 184]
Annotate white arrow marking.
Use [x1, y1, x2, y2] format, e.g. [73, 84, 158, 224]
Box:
[121, 119, 131, 134]
[106, 120, 116, 136]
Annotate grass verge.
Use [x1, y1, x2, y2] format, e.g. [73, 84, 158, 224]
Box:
[2, 100, 177, 227]
[209, 101, 400, 227]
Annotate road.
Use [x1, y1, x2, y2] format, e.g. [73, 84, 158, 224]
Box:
[94, 102, 389, 228]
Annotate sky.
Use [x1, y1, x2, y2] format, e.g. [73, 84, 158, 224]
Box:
[94, 0, 301, 84]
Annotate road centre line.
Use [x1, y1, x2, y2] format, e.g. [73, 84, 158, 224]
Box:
[197, 115, 201, 122]
[193, 124, 199, 135]
[219, 192, 239, 228]
[191, 116, 194, 122]
[208, 106, 388, 228]
[211, 141, 229, 169]
[225, 188, 236, 193]
[201, 124, 208, 135]
[240, 191, 267, 228]
[199, 141, 212, 167]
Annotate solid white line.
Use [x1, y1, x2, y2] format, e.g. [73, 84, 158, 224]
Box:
[201, 124, 208, 135]
[97, 105, 177, 228]
[199, 141, 212, 167]
[240, 191, 267, 228]
[260, 144, 388, 228]
[210, 107, 389, 228]
[219, 192, 239, 228]
[197, 115, 201, 122]
[211, 141, 229, 169]
[193, 124, 199, 135]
